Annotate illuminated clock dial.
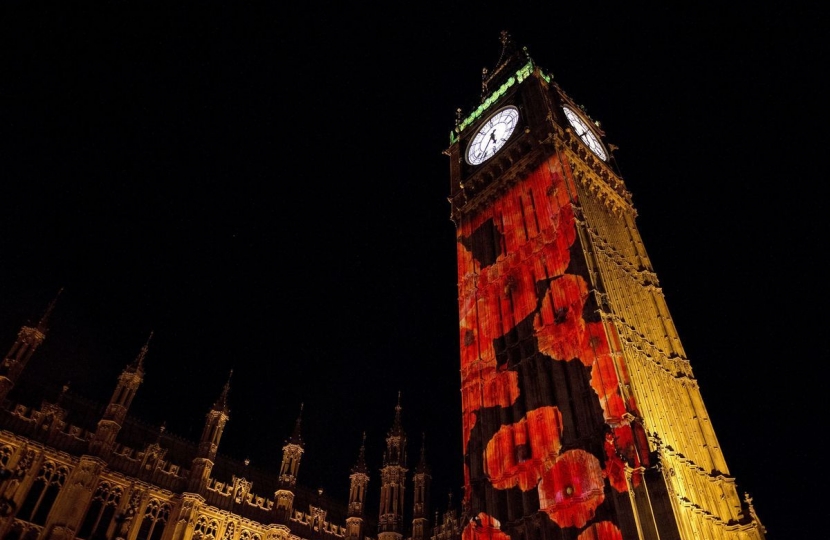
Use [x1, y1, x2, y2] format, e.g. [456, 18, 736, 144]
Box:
[562, 106, 607, 161]
[466, 106, 520, 166]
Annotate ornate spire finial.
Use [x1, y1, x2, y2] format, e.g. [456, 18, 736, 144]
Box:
[391, 391, 403, 433]
[352, 430, 368, 473]
[36, 287, 63, 333]
[289, 402, 304, 445]
[130, 331, 153, 372]
[213, 369, 232, 412]
[57, 381, 70, 405]
[415, 431, 430, 473]
[481, 31, 528, 101]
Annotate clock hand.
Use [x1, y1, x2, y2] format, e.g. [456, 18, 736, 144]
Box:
[479, 133, 493, 156]
[482, 130, 497, 156]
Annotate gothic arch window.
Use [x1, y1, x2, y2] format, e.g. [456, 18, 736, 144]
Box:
[17, 461, 69, 525]
[221, 521, 235, 540]
[0, 445, 12, 468]
[194, 517, 218, 540]
[78, 482, 123, 540]
[238, 529, 252, 540]
[137, 499, 170, 540]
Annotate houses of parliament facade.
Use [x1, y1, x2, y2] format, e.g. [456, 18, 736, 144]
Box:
[0, 301, 463, 540]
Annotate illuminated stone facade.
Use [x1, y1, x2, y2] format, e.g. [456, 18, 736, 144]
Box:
[0, 316, 463, 540]
[445, 34, 765, 540]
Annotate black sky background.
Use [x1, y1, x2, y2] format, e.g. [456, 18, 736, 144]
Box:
[2, 3, 824, 538]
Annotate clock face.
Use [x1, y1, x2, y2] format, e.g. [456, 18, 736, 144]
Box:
[562, 106, 607, 161]
[466, 106, 520, 166]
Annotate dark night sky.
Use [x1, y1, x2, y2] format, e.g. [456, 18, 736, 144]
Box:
[1, 3, 824, 538]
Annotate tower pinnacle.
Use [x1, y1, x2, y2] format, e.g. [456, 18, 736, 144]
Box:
[352, 431, 368, 475]
[128, 331, 153, 374]
[289, 402, 304, 446]
[212, 369, 232, 413]
[36, 287, 63, 333]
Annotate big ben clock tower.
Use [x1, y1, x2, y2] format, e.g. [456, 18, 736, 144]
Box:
[446, 33, 765, 540]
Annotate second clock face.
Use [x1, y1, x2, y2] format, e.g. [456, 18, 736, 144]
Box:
[466, 106, 520, 166]
[562, 106, 607, 161]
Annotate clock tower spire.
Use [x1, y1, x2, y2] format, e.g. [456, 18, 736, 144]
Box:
[446, 32, 765, 540]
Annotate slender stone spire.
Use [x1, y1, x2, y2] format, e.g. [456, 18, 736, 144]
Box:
[279, 403, 305, 488]
[288, 402, 304, 445]
[196, 372, 232, 459]
[353, 431, 368, 475]
[275, 403, 306, 522]
[36, 287, 63, 333]
[415, 432, 428, 473]
[89, 334, 150, 458]
[189, 373, 232, 492]
[127, 331, 152, 374]
[0, 291, 63, 403]
[379, 393, 407, 540]
[347, 431, 370, 540]
[412, 432, 432, 540]
[389, 391, 403, 436]
[212, 369, 232, 414]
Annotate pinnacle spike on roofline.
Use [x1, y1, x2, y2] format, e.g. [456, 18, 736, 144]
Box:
[36, 287, 64, 333]
[288, 402, 304, 446]
[129, 331, 153, 372]
[390, 391, 404, 435]
[352, 431, 368, 473]
[213, 369, 233, 411]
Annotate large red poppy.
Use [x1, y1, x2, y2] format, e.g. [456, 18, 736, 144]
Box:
[483, 406, 564, 490]
[538, 449, 605, 528]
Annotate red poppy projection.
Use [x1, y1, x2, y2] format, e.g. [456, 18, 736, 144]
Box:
[456, 155, 647, 536]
